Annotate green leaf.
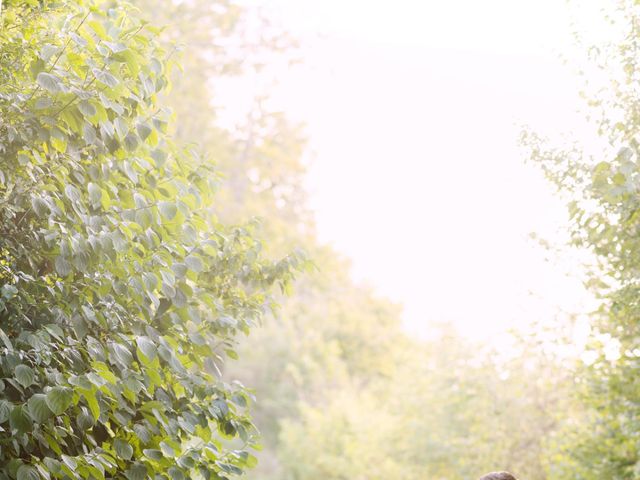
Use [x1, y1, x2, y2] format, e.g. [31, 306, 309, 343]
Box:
[114, 117, 129, 139]
[158, 201, 177, 220]
[42, 458, 61, 474]
[125, 463, 147, 480]
[105, 41, 127, 53]
[114, 49, 140, 76]
[16, 465, 39, 480]
[54, 256, 72, 276]
[136, 336, 157, 362]
[77, 407, 95, 430]
[0, 286, 14, 301]
[136, 123, 152, 141]
[185, 255, 204, 273]
[245, 453, 258, 468]
[160, 441, 175, 458]
[45, 387, 74, 415]
[143, 449, 163, 461]
[35, 97, 53, 110]
[92, 68, 119, 88]
[0, 400, 12, 423]
[30, 58, 45, 79]
[177, 456, 195, 469]
[114, 438, 133, 461]
[81, 389, 101, 420]
[111, 342, 133, 366]
[27, 394, 53, 423]
[142, 272, 158, 292]
[88, 19, 107, 39]
[0, 328, 13, 349]
[64, 184, 81, 202]
[50, 136, 67, 153]
[613, 172, 626, 185]
[60, 455, 77, 471]
[78, 100, 97, 117]
[14, 364, 35, 388]
[31, 196, 49, 217]
[134, 424, 151, 444]
[88, 182, 102, 205]
[92, 361, 118, 384]
[124, 132, 139, 151]
[9, 405, 32, 433]
[83, 122, 97, 144]
[231, 393, 246, 407]
[168, 467, 184, 480]
[36, 72, 61, 93]
[44, 324, 64, 341]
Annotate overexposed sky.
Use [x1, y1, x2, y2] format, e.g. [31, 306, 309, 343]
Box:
[228, 0, 607, 339]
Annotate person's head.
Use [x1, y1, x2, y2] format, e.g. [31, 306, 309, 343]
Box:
[478, 472, 518, 480]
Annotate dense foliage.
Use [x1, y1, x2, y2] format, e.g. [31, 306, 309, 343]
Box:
[0, 1, 300, 479]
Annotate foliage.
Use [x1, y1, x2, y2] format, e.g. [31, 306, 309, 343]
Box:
[0, 1, 300, 479]
[524, 1, 640, 478]
[274, 326, 570, 480]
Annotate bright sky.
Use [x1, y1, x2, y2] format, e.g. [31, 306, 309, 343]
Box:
[228, 0, 607, 340]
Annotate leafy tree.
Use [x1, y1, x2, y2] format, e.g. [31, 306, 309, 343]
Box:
[0, 1, 300, 479]
[525, 1, 640, 478]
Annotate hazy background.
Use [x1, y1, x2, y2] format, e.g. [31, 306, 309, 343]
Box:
[215, 0, 604, 339]
[142, 1, 635, 478]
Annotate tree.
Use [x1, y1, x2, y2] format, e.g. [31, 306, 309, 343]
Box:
[274, 325, 571, 480]
[0, 1, 299, 479]
[524, 1, 640, 477]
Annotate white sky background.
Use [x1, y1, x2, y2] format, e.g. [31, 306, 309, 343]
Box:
[222, 0, 610, 340]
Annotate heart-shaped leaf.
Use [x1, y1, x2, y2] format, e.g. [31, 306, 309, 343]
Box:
[14, 365, 35, 388]
[46, 387, 73, 415]
[114, 438, 133, 460]
[27, 394, 53, 423]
